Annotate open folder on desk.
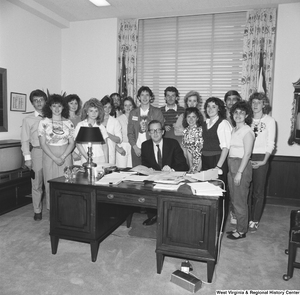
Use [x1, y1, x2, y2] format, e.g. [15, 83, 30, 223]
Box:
[187, 181, 225, 196]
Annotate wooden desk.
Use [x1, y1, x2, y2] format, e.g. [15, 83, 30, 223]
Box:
[49, 174, 223, 283]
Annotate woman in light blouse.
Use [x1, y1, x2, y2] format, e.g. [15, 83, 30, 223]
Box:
[116, 96, 137, 168]
[101, 95, 122, 165]
[74, 98, 109, 166]
[38, 94, 74, 210]
[248, 92, 276, 233]
[227, 101, 255, 240]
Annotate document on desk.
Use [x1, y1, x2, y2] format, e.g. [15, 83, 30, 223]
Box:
[153, 183, 183, 191]
[123, 174, 149, 182]
[129, 165, 156, 175]
[187, 168, 219, 181]
[95, 172, 127, 185]
[187, 182, 224, 196]
[146, 171, 186, 184]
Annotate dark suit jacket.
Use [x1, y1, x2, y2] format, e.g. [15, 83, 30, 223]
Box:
[141, 137, 188, 171]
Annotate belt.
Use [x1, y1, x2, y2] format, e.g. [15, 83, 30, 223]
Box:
[32, 146, 42, 149]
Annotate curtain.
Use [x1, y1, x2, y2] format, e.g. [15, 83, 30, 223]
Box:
[118, 19, 138, 100]
[241, 8, 277, 101]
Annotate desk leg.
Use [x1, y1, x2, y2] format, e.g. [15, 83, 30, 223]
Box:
[207, 261, 215, 283]
[156, 253, 164, 274]
[126, 213, 133, 228]
[90, 241, 100, 262]
[50, 235, 59, 255]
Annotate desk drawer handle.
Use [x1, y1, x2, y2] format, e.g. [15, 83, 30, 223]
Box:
[107, 194, 114, 199]
[138, 197, 145, 203]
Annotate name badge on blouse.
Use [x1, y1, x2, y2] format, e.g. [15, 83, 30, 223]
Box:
[132, 116, 138, 121]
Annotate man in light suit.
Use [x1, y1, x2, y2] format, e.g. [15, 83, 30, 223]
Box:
[141, 120, 189, 225]
[21, 89, 47, 221]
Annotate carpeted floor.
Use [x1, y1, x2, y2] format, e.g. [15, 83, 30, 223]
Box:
[0, 203, 299, 295]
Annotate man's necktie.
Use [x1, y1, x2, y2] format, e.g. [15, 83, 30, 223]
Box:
[156, 144, 162, 169]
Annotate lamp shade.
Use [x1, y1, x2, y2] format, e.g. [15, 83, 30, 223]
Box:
[75, 127, 105, 143]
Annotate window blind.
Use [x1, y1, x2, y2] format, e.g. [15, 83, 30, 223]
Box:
[137, 12, 246, 109]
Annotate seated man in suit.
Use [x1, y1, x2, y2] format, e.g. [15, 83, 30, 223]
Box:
[141, 120, 189, 225]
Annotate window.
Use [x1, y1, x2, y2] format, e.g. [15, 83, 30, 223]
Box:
[137, 12, 246, 108]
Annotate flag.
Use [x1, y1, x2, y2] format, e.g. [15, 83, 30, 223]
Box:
[118, 52, 127, 98]
[257, 48, 267, 93]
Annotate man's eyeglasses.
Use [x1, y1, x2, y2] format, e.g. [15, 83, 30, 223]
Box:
[32, 98, 45, 103]
[149, 129, 162, 134]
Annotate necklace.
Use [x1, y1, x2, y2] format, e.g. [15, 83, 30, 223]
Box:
[253, 113, 264, 137]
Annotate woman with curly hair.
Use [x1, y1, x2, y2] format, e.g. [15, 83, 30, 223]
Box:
[116, 96, 137, 168]
[182, 107, 204, 173]
[227, 101, 255, 240]
[64, 94, 82, 127]
[174, 90, 202, 136]
[101, 95, 122, 165]
[38, 93, 75, 210]
[202, 97, 232, 176]
[110, 92, 123, 118]
[202, 97, 232, 220]
[224, 90, 242, 126]
[248, 92, 276, 233]
[74, 98, 109, 165]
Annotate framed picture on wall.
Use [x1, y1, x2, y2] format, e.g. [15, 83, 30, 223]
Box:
[10, 92, 26, 112]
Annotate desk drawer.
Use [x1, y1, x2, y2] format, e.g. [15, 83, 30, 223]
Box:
[97, 191, 156, 207]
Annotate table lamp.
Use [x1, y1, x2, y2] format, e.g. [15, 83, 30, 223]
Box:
[75, 126, 105, 170]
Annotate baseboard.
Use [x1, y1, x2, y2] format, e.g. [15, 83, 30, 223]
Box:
[266, 196, 300, 207]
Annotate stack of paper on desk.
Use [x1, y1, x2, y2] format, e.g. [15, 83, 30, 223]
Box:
[187, 181, 224, 196]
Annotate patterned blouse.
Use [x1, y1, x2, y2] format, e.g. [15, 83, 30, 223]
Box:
[38, 117, 74, 146]
[182, 125, 204, 168]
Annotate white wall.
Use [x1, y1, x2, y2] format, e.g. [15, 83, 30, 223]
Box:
[272, 3, 300, 156]
[0, 0, 61, 141]
[61, 19, 118, 103]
